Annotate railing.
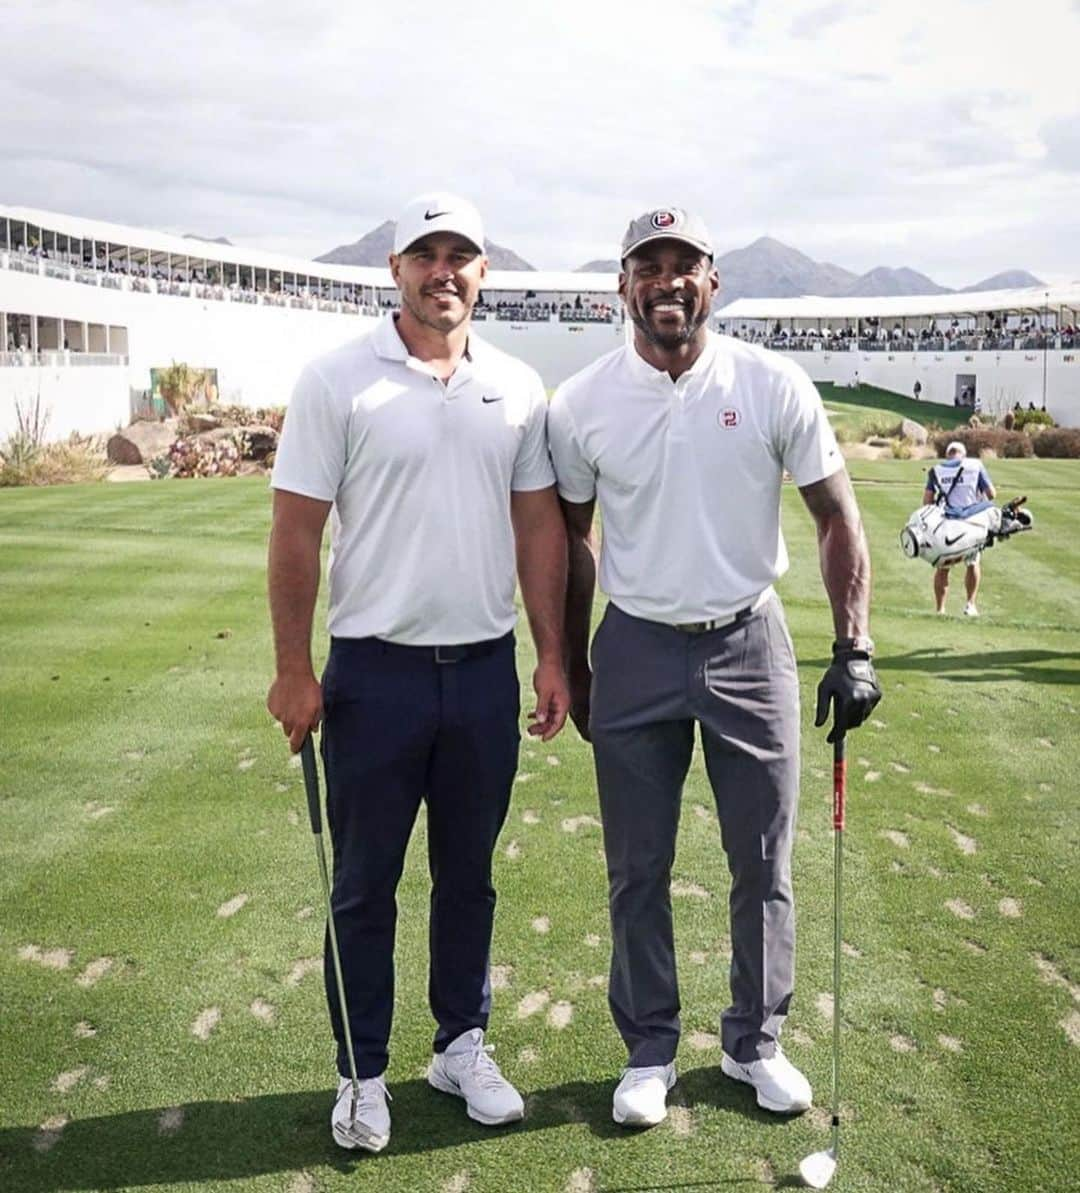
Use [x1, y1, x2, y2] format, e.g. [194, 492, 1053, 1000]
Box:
[0, 350, 128, 368]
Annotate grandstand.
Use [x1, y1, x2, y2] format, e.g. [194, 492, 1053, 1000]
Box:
[3, 202, 1078, 438]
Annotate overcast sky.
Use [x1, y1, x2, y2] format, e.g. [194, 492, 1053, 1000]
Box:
[4, 0, 1079, 285]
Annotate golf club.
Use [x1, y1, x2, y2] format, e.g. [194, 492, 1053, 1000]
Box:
[798, 732, 846, 1190]
[300, 734, 360, 1130]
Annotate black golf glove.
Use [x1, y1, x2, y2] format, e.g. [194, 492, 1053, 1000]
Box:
[814, 640, 882, 743]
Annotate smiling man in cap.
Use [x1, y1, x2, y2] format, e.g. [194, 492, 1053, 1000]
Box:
[268, 191, 569, 1151]
[547, 205, 881, 1127]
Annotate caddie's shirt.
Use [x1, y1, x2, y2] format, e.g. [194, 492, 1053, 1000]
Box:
[272, 313, 554, 644]
[926, 458, 993, 515]
[547, 331, 842, 624]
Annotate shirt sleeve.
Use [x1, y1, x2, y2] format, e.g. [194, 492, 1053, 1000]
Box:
[977, 466, 993, 494]
[510, 372, 556, 492]
[547, 387, 596, 504]
[775, 359, 844, 487]
[926, 466, 942, 496]
[270, 363, 347, 502]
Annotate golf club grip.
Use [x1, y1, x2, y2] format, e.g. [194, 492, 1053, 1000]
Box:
[300, 736, 323, 835]
[833, 734, 846, 831]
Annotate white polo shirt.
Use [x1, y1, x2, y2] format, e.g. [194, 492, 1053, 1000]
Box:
[547, 331, 843, 624]
[272, 313, 554, 644]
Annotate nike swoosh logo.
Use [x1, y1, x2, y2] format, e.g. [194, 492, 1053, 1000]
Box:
[481, 396, 504, 404]
[944, 534, 963, 546]
[424, 209, 450, 220]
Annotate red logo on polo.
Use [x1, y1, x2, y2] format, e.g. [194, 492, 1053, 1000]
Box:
[719, 408, 741, 428]
[651, 210, 678, 230]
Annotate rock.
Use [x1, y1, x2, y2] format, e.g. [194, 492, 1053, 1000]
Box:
[185, 413, 222, 433]
[900, 418, 928, 445]
[243, 425, 279, 461]
[107, 419, 179, 464]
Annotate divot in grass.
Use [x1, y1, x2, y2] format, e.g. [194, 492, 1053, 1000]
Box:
[490, 964, 513, 990]
[864, 771, 882, 783]
[689, 950, 708, 964]
[1033, 954, 1080, 1002]
[505, 839, 522, 859]
[51, 1066, 89, 1093]
[442, 1173, 470, 1193]
[18, 943, 73, 970]
[584, 932, 600, 948]
[294, 906, 314, 920]
[522, 809, 540, 824]
[518, 1046, 539, 1063]
[1062, 1010, 1080, 1046]
[192, 1007, 221, 1040]
[158, 1106, 184, 1135]
[561, 814, 601, 833]
[889, 1034, 917, 1053]
[74, 1021, 97, 1038]
[890, 761, 911, 773]
[75, 957, 113, 987]
[668, 1104, 694, 1136]
[998, 898, 1022, 918]
[587, 974, 605, 987]
[547, 1001, 574, 1029]
[250, 998, 275, 1024]
[565, 1168, 595, 1193]
[287, 1173, 316, 1193]
[948, 827, 977, 855]
[92, 1074, 110, 1090]
[788, 1027, 814, 1047]
[33, 1115, 68, 1152]
[531, 916, 551, 934]
[671, 880, 710, 899]
[945, 899, 975, 920]
[216, 894, 249, 918]
[517, 991, 550, 1018]
[881, 829, 909, 848]
[688, 1030, 721, 1051]
[546, 756, 560, 767]
[285, 957, 321, 986]
[84, 802, 115, 819]
[938, 1035, 963, 1053]
[816, 993, 834, 1021]
[842, 941, 862, 958]
[692, 804, 711, 821]
[963, 939, 988, 955]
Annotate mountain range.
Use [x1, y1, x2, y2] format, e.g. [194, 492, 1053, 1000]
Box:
[314, 225, 1042, 300]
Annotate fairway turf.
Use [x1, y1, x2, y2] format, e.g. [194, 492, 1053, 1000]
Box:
[1, 464, 1078, 1192]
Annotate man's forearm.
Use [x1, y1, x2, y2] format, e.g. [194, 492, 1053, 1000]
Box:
[268, 523, 322, 676]
[818, 511, 872, 640]
[565, 532, 596, 677]
[514, 503, 568, 664]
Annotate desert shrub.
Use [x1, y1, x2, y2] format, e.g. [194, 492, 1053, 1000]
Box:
[202, 403, 285, 431]
[1031, 428, 1080, 458]
[162, 435, 242, 479]
[1013, 408, 1055, 432]
[931, 428, 1033, 459]
[890, 438, 914, 459]
[0, 433, 109, 486]
[863, 417, 903, 439]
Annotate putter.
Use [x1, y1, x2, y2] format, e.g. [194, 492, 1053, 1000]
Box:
[300, 734, 360, 1130]
[799, 733, 846, 1190]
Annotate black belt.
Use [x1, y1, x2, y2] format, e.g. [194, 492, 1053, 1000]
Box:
[332, 633, 509, 664]
[672, 604, 755, 634]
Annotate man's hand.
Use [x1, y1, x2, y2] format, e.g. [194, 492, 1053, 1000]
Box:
[568, 665, 592, 742]
[267, 672, 323, 753]
[527, 659, 570, 742]
[814, 648, 882, 744]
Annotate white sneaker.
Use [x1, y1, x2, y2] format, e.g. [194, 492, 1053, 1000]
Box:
[427, 1028, 524, 1125]
[721, 1048, 812, 1113]
[963, 602, 979, 617]
[331, 1075, 391, 1152]
[612, 1063, 676, 1126]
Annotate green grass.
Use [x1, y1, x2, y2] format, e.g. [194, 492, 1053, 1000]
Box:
[819, 383, 973, 440]
[1, 469, 1078, 1192]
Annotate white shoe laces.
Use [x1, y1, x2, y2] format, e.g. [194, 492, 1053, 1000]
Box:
[620, 1064, 669, 1087]
[457, 1043, 509, 1091]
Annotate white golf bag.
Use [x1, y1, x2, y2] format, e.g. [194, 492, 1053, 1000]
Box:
[900, 497, 1033, 569]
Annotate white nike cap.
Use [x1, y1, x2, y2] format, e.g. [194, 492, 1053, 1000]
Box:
[393, 192, 485, 255]
[946, 441, 966, 458]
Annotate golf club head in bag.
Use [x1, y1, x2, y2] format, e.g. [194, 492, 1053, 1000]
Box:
[899, 496, 1032, 568]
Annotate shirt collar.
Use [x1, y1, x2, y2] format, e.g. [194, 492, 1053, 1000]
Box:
[625, 329, 719, 386]
[371, 311, 478, 368]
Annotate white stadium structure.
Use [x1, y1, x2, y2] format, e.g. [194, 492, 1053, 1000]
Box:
[2, 202, 1078, 440]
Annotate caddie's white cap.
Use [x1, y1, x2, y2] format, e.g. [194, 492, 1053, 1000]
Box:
[946, 441, 966, 457]
[621, 206, 713, 262]
[393, 192, 485, 255]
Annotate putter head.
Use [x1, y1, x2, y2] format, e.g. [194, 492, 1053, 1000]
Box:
[798, 1146, 837, 1189]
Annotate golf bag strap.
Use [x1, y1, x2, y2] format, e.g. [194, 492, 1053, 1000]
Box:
[936, 461, 965, 508]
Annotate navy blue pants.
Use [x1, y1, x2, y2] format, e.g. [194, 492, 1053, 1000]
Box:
[320, 633, 520, 1078]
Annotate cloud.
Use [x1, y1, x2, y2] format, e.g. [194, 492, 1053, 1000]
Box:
[789, 2, 851, 39]
[1041, 114, 1080, 172]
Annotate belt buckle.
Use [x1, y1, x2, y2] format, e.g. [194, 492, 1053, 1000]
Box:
[434, 644, 466, 664]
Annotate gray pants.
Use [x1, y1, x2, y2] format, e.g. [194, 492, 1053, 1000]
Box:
[590, 596, 800, 1067]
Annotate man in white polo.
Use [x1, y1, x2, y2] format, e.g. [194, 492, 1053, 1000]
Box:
[267, 192, 569, 1152]
[548, 206, 881, 1127]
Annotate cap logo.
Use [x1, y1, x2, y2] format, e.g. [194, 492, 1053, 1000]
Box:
[651, 210, 678, 230]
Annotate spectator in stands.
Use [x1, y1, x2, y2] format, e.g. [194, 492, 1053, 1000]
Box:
[913, 380, 922, 401]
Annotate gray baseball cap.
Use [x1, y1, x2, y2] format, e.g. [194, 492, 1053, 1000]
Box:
[621, 207, 713, 262]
